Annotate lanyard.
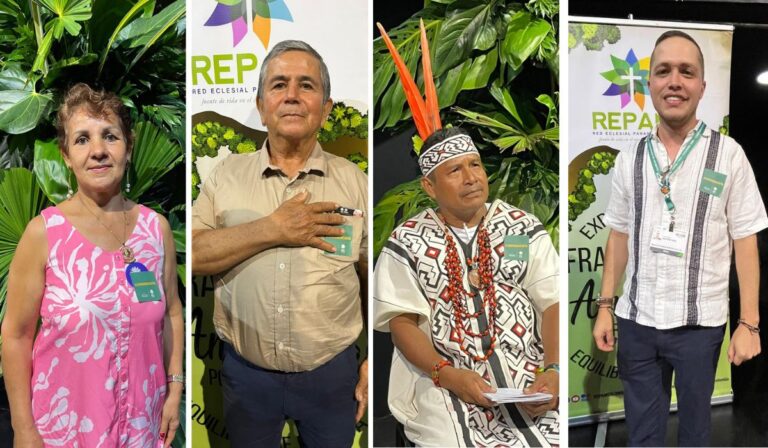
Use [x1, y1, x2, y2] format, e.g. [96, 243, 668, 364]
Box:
[646, 121, 706, 230]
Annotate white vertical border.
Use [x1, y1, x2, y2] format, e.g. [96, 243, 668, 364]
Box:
[558, 2, 569, 446]
[184, 7, 193, 445]
[366, 0, 374, 446]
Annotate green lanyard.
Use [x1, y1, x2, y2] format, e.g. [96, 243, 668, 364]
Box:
[646, 121, 706, 230]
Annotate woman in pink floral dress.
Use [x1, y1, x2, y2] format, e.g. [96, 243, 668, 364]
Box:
[1, 84, 184, 447]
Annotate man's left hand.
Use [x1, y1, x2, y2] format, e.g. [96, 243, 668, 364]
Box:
[520, 370, 558, 417]
[728, 323, 761, 366]
[355, 359, 368, 423]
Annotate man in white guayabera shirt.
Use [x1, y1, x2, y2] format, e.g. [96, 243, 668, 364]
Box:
[593, 30, 766, 446]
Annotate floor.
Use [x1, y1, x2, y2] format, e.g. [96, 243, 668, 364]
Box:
[373, 399, 768, 447]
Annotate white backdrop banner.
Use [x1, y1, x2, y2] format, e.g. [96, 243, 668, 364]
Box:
[187, 0, 369, 130]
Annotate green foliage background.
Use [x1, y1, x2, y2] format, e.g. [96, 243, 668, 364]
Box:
[373, 0, 560, 257]
[0, 0, 186, 445]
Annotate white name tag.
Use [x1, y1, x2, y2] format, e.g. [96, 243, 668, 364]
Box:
[650, 224, 687, 257]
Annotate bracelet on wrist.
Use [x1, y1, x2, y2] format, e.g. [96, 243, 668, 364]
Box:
[431, 360, 452, 387]
[167, 374, 185, 385]
[596, 296, 618, 309]
[535, 363, 559, 375]
[738, 319, 760, 334]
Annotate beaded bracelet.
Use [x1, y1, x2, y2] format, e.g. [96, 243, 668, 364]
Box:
[535, 363, 560, 375]
[431, 360, 452, 387]
[738, 319, 761, 334]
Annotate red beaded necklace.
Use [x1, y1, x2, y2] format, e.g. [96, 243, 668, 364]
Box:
[440, 215, 498, 362]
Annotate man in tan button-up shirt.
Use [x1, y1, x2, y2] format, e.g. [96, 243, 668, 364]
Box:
[192, 40, 367, 447]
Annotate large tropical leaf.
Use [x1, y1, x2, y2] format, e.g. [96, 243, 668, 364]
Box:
[127, 120, 183, 200]
[95, 0, 152, 76]
[432, 1, 498, 77]
[32, 138, 73, 204]
[116, 0, 185, 72]
[501, 10, 551, 69]
[30, 0, 91, 74]
[0, 167, 48, 324]
[0, 89, 53, 134]
[35, 0, 91, 38]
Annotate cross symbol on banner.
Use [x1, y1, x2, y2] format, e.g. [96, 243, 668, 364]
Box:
[621, 67, 642, 98]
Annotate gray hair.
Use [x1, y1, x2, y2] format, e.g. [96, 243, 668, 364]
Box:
[256, 40, 331, 103]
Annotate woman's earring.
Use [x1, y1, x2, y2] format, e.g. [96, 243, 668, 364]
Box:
[125, 161, 131, 194]
[66, 167, 73, 199]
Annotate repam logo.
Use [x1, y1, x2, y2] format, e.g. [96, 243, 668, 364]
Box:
[601, 49, 650, 110]
[204, 0, 293, 48]
[592, 49, 659, 131]
[192, 0, 294, 91]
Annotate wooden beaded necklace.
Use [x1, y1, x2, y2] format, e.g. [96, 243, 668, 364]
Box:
[440, 215, 498, 362]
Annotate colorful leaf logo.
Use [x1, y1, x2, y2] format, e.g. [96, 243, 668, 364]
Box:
[204, 0, 293, 48]
[600, 49, 650, 109]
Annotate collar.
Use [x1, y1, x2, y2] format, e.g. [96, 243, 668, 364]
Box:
[257, 139, 327, 177]
[649, 119, 708, 145]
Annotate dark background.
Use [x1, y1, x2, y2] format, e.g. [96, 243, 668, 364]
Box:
[371, 0, 424, 430]
[373, 0, 768, 446]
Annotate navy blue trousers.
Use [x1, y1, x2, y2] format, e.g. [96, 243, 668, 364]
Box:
[617, 316, 725, 447]
[221, 343, 358, 447]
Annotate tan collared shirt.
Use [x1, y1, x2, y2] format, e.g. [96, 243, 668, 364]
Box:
[192, 142, 367, 371]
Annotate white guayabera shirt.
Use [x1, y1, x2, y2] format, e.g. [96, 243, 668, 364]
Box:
[605, 121, 768, 329]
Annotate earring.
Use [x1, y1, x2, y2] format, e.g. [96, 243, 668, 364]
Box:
[125, 161, 131, 194]
[66, 166, 73, 199]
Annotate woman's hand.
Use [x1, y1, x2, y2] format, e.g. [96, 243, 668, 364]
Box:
[13, 427, 44, 448]
[159, 384, 182, 448]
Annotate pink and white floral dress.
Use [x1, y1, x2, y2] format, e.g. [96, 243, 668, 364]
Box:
[31, 205, 167, 447]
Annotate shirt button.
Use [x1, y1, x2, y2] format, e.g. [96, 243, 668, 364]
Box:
[278, 342, 284, 350]
[277, 305, 284, 313]
[279, 263, 286, 270]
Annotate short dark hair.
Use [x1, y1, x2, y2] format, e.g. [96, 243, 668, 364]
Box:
[257, 40, 331, 103]
[650, 30, 705, 78]
[56, 83, 133, 154]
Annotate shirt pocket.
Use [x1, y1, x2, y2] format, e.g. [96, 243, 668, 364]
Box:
[318, 215, 363, 265]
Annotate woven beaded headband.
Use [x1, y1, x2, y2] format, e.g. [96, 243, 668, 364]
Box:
[376, 20, 479, 176]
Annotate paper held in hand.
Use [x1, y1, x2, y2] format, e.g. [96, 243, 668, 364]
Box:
[483, 388, 553, 403]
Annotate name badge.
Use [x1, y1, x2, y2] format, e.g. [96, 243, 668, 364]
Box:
[130, 271, 162, 302]
[323, 224, 353, 256]
[700, 168, 726, 197]
[649, 225, 687, 257]
[504, 235, 529, 261]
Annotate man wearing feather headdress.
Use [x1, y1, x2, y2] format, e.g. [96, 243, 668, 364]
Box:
[373, 21, 560, 447]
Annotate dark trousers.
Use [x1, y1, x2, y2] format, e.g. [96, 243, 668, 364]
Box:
[617, 316, 725, 447]
[221, 343, 358, 448]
